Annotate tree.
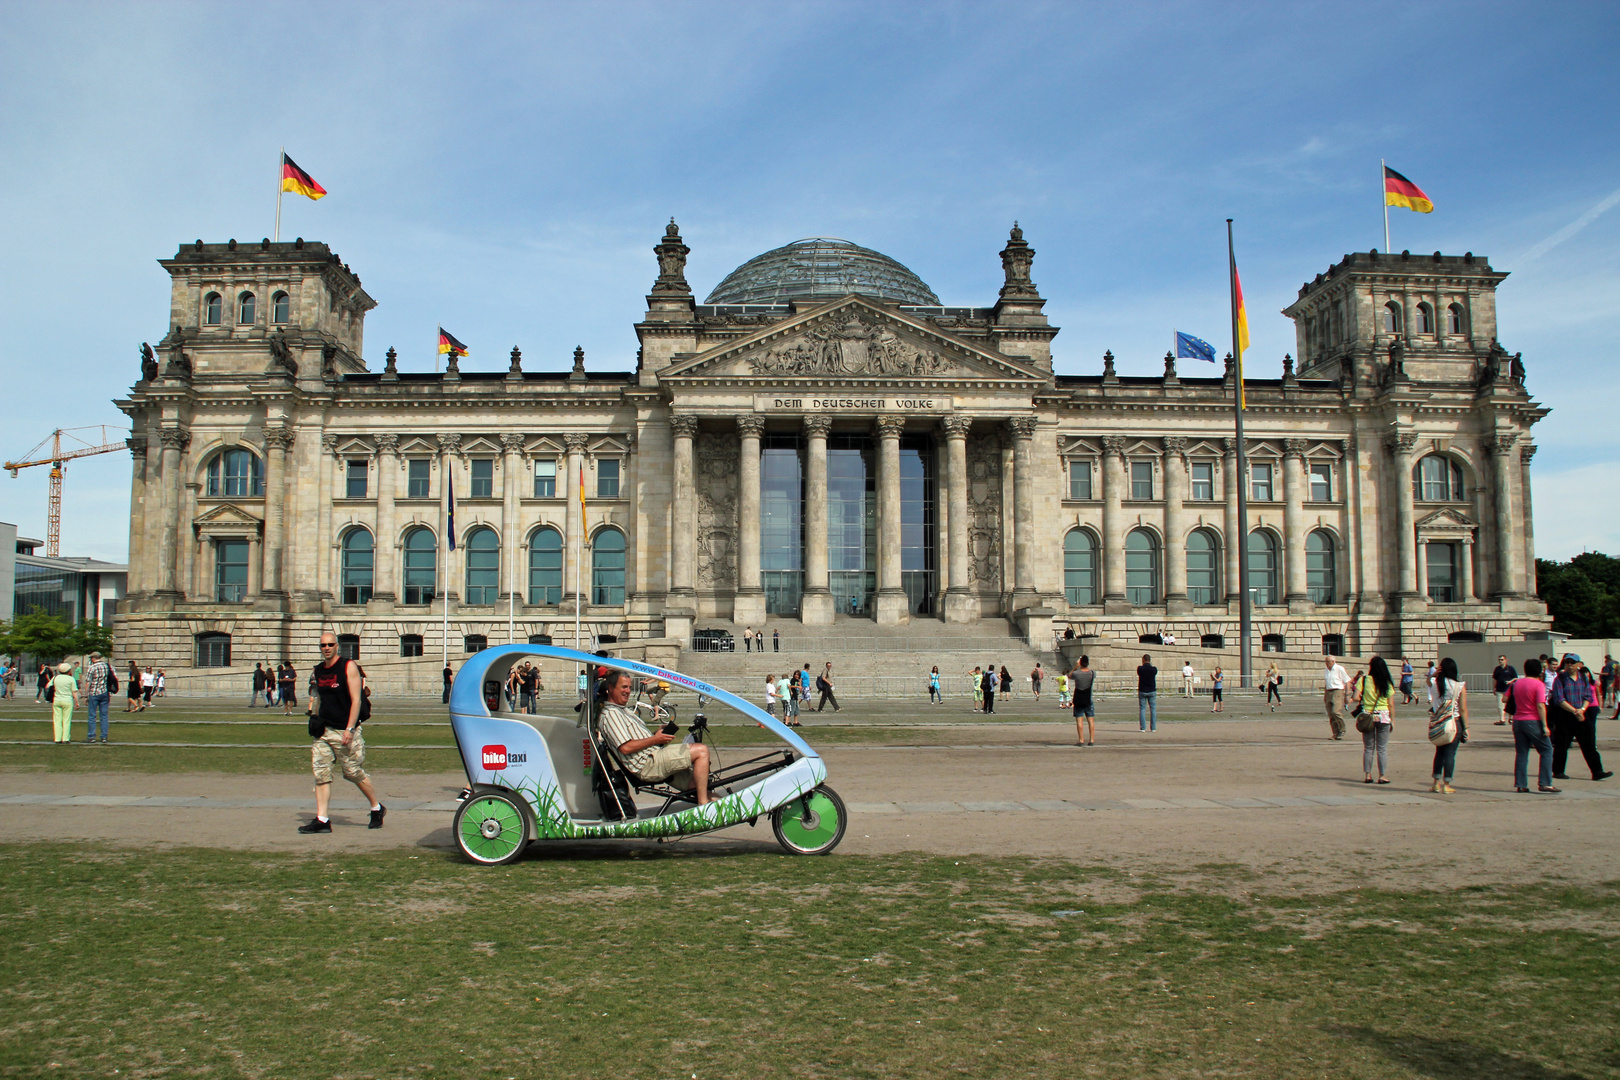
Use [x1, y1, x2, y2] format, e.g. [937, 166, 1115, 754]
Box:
[1536, 553, 1620, 638]
[0, 611, 114, 664]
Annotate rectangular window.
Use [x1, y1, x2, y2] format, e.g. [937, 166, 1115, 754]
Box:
[1067, 459, 1092, 500]
[533, 459, 556, 498]
[1130, 461, 1154, 500]
[1190, 461, 1214, 501]
[345, 460, 368, 499]
[1309, 463, 1333, 502]
[400, 634, 424, 657]
[215, 539, 248, 602]
[1251, 463, 1274, 502]
[470, 459, 494, 499]
[597, 458, 620, 499]
[407, 459, 430, 499]
[1426, 542, 1458, 603]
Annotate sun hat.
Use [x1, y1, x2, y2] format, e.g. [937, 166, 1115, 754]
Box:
[56, 662, 72, 673]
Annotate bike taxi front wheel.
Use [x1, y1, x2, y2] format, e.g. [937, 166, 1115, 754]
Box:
[771, 784, 847, 856]
[454, 791, 530, 865]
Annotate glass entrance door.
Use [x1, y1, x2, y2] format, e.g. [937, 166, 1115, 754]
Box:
[762, 435, 804, 616]
[899, 435, 937, 615]
[828, 434, 875, 617]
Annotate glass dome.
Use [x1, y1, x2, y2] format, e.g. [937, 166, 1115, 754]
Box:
[704, 238, 939, 306]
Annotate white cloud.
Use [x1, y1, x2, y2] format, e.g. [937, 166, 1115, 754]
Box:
[1532, 462, 1620, 561]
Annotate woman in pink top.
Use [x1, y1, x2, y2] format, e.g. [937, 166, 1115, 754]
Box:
[1509, 657, 1557, 793]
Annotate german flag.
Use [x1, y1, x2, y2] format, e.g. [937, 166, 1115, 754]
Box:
[1384, 166, 1433, 214]
[438, 327, 469, 358]
[1233, 264, 1250, 410]
[280, 153, 326, 201]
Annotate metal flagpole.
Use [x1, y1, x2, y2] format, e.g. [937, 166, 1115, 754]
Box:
[274, 147, 284, 243]
[1381, 158, 1391, 254]
[1227, 219, 1253, 691]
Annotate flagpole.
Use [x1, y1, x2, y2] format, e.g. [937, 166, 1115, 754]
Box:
[1227, 219, 1253, 691]
[1381, 158, 1391, 254]
[274, 147, 284, 243]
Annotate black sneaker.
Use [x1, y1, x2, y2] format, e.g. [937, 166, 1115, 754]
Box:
[1595, 771, 1614, 781]
[368, 805, 386, 830]
[298, 818, 332, 833]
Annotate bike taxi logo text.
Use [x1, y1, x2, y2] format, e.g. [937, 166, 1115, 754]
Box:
[481, 745, 526, 770]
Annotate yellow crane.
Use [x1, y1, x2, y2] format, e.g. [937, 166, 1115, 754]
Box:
[5, 426, 129, 558]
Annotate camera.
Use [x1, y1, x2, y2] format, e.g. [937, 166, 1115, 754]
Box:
[661, 720, 679, 736]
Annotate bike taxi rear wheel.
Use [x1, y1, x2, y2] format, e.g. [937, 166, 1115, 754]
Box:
[454, 791, 530, 865]
[771, 784, 847, 856]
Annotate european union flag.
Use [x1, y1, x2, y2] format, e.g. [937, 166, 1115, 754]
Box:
[1175, 331, 1216, 363]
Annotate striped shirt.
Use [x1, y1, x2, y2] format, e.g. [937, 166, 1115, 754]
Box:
[597, 702, 656, 774]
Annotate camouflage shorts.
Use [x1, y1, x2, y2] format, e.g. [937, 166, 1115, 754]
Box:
[311, 727, 368, 785]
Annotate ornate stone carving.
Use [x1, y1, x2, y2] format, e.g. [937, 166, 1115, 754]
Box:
[801, 415, 832, 438]
[940, 414, 973, 439]
[747, 315, 950, 377]
[1101, 435, 1127, 458]
[563, 433, 589, 455]
[875, 415, 907, 439]
[1384, 433, 1419, 456]
[651, 219, 691, 295]
[1222, 436, 1239, 456]
[1283, 438, 1308, 459]
[377, 433, 400, 454]
[1520, 443, 1537, 464]
[1487, 432, 1518, 456]
[998, 222, 1039, 300]
[695, 430, 739, 589]
[162, 327, 191, 378]
[623, 431, 638, 454]
[508, 346, 523, 374]
[126, 435, 148, 459]
[138, 342, 158, 382]
[268, 331, 297, 376]
[1004, 416, 1038, 441]
[382, 347, 398, 378]
[1163, 351, 1178, 380]
[264, 425, 295, 452]
[436, 433, 462, 457]
[570, 346, 586, 380]
[1282, 353, 1296, 382]
[965, 433, 1003, 589]
[736, 416, 766, 438]
[158, 427, 191, 452]
[670, 415, 700, 441]
[500, 433, 526, 454]
[321, 433, 340, 459]
[1102, 350, 1117, 379]
[1162, 436, 1187, 460]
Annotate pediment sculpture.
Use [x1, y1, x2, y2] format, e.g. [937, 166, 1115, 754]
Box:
[746, 316, 952, 377]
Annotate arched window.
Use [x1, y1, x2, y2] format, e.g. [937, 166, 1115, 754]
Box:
[1063, 529, 1097, 605]
[206, 448, 264, 497]
[464, 526, 499, 604]
[591, 527, 626, 605]
[528, 526, 563, 605]
[204, 292, 222, 325]
[402, 527, 436, 605]
[237, 291, 256, 325]
[1413, 455, 1466, 501]
[1248, 530, 1279, 606]
[271, 290, 290, 323]
[1306, 529, 1335, 604]
[1415, 303, 1433, 334]
[1446, 303, 1465, 335]
[340, 528, 374, 605]
[1382, 301, 1401, 333]
[1124, 529, 1159, 606]
[1186, 528, 1220, 605]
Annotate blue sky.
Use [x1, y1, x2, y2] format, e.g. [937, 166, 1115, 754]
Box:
[2, 1, 1617, 563]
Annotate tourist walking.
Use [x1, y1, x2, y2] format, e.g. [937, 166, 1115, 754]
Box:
[765, 674, 779, 719]
[1182, 661, 1196, 698]
[1030, 663, 1043, 701]
[1137, 654, 1158, 732]
[300, 631, 385, 833]
[1508, 657, 1557, 793]
[999, 665, 1012, 701]
[126, 661, 144, 712]
[1056, 670, 1069, 709]
[1492, 655, 1517, 724]
[1428, 657, 1468, 793]
[35, 662, 49, 703]
[981, 665, 997, 715]
[155, 670, 166, 697]
[1069, 655, 1095, 745]
[1424, 660, 1440, 715]
[263, 660, 276, 706]
[442, 663, 453, 704]
[81, 651, 113, 744]
[1210, 666, 1224, 713]
[1353, 656, 1395, 784]
[929, 666, 942, 705]
[279, 662, 297, 715]
[142, 667, 157, 709]
[1550, 656, 1611, 782]
[815, 663, 839, 712]
[49, 662, 79, 743]
[1323, 655, 1351, 739]
[1263, 663, 1282, 711]
[1399, 657, 1415, 705]
[970, 666, 983, 713]
[783, 672, 801, 726]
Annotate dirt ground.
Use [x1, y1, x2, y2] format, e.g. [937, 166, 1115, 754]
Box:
[3, 711, 1615, 893]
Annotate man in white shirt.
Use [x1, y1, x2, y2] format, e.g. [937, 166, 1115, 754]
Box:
[1323, 656, 1351, 740]
[1181, 661, 1196, 697]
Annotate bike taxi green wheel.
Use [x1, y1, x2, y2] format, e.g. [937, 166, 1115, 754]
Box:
[454, 792, 529, 865]
[771, 784, 847, 856]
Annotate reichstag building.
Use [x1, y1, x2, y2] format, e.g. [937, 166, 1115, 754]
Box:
[115, 222, 1548, 668]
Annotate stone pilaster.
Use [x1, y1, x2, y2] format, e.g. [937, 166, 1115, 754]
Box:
[499, 433, 524, 607]
[154, 427, 189, 600]
[259, 424, 293, 604]
[874, 415, 909, 625]
[1101, 434, 1129, 613]
[562, 432, 588, 608]
[1282, 438, 1311, 612]
[1520, 443, 1537, 597]
[800, 415, 834, 625]
[437, 432, 461, 604]
[370, 433, 399, 609]
[733, 416, 766, 624]
[1388, 432, 1421, 606]
[1223, 437, 1241, 607]
[125, 436, 148, 597]
[1163, 436, 1191, 614]
[1487, 432, 1521, 598]
[318, 434, 338, 603]
[941, 415, 977, 623]
[1007, 417, 1038, 610]
[667, 415, 698, 616]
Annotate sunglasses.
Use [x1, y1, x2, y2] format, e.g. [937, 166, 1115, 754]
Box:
[319, 642, 338, 648]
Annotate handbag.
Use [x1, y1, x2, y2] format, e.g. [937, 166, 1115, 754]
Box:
[45, 682, 55, 703]
[1427, 713, 1458, 746]
[1354, 709, 1376, 734]
[108, 670, 119, 694]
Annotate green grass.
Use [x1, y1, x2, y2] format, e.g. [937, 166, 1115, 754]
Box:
[0, 846, 1614, 1078]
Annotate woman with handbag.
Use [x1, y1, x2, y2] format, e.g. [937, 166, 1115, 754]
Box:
[1429, 657, 1468, 793]
[1352, 655, 1396, 784]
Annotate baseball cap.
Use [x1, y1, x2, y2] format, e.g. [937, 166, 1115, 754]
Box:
[1561, 653, 1582, 665]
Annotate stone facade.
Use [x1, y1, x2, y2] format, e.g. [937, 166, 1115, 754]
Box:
[115, 227, 1548, 669]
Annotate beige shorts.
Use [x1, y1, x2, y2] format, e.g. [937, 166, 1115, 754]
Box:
[312, 727, 369, 785]
[637, 741, 694, 786]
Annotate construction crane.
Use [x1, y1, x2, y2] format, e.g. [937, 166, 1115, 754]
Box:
[5, 426, 129, 558]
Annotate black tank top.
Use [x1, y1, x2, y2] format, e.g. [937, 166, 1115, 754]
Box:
[314, 657, 355, 732]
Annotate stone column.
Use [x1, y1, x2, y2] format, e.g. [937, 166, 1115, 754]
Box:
[1101, 435, 1129, 613]
[178, 483, 198, 600]
[317, 434, 337, 601]
[1460, 537, 1475, 602]
[1163, 436, 1190, 614]
[499, 433, 524, 607]
[1520, 443, 1537, 596]
[1282, 438, 1310, 611]
[664, 415, 699, 639]
[800, 415, 833, 625]
[1389, 432, 1419, 603]
[259, 424, 293, 601]
[246, 536, 261, 599]
[1415, 537, 1429, 600]
[941, 415, 976, 623]
[372, 433, 399, 608]
[1222, 437, 1241, 607]
[1008, 417, 1038, 610]
[1488, 432, 1520, 598]
[733, 416, 766, 624]
[438, 433, 461, 603]
[562, 432, 588, 607]
[154, 428, 189, 598]
[141, 436, 163, 602]
[125, 436, 147, 597]
[874, 415, 908, 625]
